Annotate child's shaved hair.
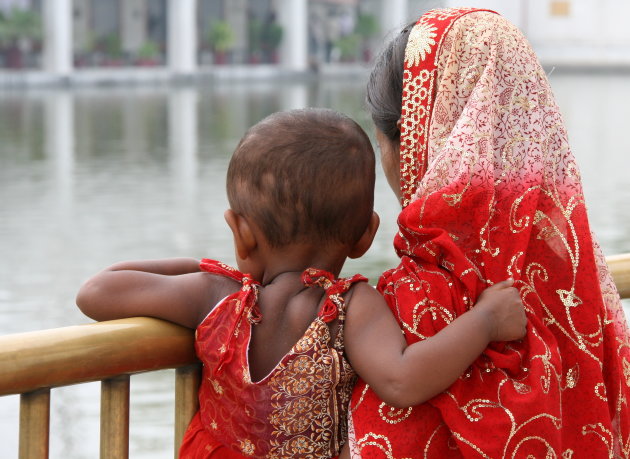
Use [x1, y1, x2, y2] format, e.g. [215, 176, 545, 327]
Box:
[227, 108, 375, 248]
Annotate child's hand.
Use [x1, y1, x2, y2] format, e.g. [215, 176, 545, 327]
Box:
[476, 279, 527, 342]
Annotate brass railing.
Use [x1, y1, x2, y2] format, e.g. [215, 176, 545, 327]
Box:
[0, 254, 629, 459]
[0, 317, 199, 459]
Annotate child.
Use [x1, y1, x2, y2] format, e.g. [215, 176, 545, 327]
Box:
[76, 108, 526, 458]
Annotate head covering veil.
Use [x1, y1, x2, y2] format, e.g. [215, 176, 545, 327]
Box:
[349, 8, 630, 458]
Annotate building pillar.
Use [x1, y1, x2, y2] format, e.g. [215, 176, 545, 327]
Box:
[43, 0, 73, 75]
[277, 0, 308, 72]
[224, 0, 248, 64]
[167, 0, 197, 74]
[169, 89, 198, 202]
[169, 89, 199, 251]
[121, 0, 148, 55]
[45, 91, 75, 211]
[381, 0, 408, 36]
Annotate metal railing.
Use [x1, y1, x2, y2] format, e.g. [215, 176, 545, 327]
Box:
[0, 254, 629, 459]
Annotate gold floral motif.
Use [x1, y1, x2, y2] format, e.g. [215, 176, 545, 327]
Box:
[557, 289, 582, 308]
[266, 316, 355, 457]
[209, 378, 223, 395]
[405, 22, 438, 67]
[581, 423, 614, 457]
[565, 366, 578, 389]
[595, 382, 608, 401]
[512, 381, 531, 394]
[378, 403, 413, 424]
[423, 7, 482, 22]
[354, 433, 396, 459]
[238, 438, 255, 455]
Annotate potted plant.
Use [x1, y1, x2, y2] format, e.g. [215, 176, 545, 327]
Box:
[0, 8, 42, 69]
[248, 18, 263, 64]
[97, 33, 124, 66]
[136, 40, 160, 66]
[207, 20, 234, 65]
[355, 13, 378, 62]
[260, 21, 282, 64]
[334, 33, 361, 63]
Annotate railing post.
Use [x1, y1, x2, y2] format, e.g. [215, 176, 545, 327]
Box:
[19, 388, 51, 459]
[174, 364, 201, 457]
[100, 375, 130, 459]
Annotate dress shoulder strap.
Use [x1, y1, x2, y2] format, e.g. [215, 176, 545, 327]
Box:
[301, 268, 367, 323]
[199, 259, 261, 376]
[199, 259, 250, 283]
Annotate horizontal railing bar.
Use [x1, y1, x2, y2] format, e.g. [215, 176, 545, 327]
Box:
[0, 254, 628, 400]
[0, 317, 197, 396]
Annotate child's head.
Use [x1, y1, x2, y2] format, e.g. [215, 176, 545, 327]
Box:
[226, 108, 375, 250]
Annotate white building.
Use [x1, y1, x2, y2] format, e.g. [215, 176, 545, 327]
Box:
[444, 0, 630, 68]
[1, 0, 628, 85]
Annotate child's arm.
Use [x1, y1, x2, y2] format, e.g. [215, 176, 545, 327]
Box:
[344, 279, 526, 408]
[76, 258, 239, 329]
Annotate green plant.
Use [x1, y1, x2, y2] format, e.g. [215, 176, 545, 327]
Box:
[0, 8, 42, 47]
[335, 33, 361, 61]
[261, 22, 283, 51]
[99, 33, 122, 58]
[248, 18, 263, 54]
[355, 13, 378, 40]
[208, 20, 234, 54]
[137, 40, 159, 60]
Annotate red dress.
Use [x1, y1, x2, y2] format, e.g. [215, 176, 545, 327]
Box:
[179, 259, 367, 458]
[349, 8, 630, 458]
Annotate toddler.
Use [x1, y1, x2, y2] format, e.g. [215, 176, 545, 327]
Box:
[77, 108, 526, 458]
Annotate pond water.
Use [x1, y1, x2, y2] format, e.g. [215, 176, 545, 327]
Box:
[0, 73, 629, 458]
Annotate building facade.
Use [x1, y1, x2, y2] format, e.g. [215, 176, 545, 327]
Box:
[1, 0, 629, 78]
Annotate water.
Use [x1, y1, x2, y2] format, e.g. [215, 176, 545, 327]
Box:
[0, 73, 629, 458]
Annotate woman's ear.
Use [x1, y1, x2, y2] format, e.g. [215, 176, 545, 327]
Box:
[224, 209, 257, 260]
[349, 212, 380, 259]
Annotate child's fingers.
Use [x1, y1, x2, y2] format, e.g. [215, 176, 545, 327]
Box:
[491, 278, 514, 289]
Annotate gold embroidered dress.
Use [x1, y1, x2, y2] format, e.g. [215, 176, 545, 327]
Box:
[179, 259, 365, 458]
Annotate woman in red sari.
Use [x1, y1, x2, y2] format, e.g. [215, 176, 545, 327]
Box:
[349, 8, 630, 458]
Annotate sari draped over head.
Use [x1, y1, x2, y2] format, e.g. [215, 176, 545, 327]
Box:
[349, 8, 630, 458]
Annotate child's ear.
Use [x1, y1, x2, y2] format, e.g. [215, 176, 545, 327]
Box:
[224, 209, 257, 260]
[349, 212, 380, 259]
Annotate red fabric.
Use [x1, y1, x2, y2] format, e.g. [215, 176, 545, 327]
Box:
[302, 268, 368, 322]
[349, 8, 630, 458]
[180, 412, 249, 458]
[180, 260, 365, 458]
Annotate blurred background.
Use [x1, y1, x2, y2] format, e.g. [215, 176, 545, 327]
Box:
[1, 0, 629, 457]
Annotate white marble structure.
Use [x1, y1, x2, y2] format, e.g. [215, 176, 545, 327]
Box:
[444, 0, 630, 67]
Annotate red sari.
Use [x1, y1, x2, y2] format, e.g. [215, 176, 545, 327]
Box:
[349, 8, 630, 458]
[179, 260, 366, 458]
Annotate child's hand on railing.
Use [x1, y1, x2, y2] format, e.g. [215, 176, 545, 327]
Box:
[475, 279, 527, 342]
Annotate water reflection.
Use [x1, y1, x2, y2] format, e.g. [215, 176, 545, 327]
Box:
[0, 74, 628, 457]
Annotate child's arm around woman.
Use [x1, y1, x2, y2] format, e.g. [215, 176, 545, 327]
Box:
[344, 279, 525, 408]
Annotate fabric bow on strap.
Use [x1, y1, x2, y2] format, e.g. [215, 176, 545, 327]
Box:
[302, 268, 367, 323]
